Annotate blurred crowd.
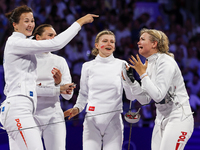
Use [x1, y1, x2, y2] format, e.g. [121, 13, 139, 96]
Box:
[0, 0, 200, 128]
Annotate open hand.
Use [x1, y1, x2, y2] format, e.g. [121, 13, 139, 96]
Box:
[129, 54, 148, 76]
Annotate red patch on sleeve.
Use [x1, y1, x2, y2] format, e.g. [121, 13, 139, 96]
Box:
[88, 106, 95, 111]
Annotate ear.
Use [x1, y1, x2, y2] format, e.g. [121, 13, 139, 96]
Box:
[95, 43, 99, 49]
[152, 41, 158, 49]
[13, 22, 17, 31]
[35, 34, 41, 40]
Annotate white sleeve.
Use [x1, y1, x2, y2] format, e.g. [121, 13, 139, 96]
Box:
[36, 85, 60, 97]
[121, 60, 136, 101]
[10, 22, 81, 55]
[59, 57, 73, 100]
[141, 59, 175, 103]
[129, 81, 151, 105]
[73, 63, 89, 113]
[123, 81, 135, 100]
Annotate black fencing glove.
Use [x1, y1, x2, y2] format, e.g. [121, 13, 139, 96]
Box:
[122, 63, 135, 85]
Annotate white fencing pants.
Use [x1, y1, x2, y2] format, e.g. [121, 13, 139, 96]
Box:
[152, 106, 194, 150]
[0, 96, 43, 150]
[83, 113, 123, 150]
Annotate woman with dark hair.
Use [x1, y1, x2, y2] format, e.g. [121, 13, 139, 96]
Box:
[33, 24, 75, 150]
[0, 5, 98, 150]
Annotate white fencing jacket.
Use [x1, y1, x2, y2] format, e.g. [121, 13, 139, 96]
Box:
[36, 52, 72, 107]
[128, 53, 192, 122]
[74, 54, 133, 115]
[3, 22, 81, 110]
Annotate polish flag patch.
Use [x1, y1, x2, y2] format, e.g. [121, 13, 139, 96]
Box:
[88, 106, 95, 111]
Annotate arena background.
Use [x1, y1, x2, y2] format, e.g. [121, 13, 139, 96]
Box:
[0, 0, 200, 149]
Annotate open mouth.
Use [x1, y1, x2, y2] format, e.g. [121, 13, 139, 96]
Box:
[105, 47, 112, 50]
[138, 46, 143, 49]
[26, 28, 32, 32]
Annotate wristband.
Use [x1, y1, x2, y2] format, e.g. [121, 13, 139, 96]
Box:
[140, 72, 147, 80]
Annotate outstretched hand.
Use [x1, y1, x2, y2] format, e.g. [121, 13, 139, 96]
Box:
[129, 54, 148, 76]
[76, 14, 99, 26]
[64, 107, 79, 120]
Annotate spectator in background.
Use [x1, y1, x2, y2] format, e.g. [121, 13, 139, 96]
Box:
[187, 73, 200, 95]
[65, 39, 90, 75]
[183, 46, 199, 83]
[187, 86, 200, 112]
[115, 21, 131, 47]
[187, 86, 200, 128]
[161, 2, 184, 26]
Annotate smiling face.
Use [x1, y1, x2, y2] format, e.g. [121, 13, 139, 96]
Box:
[36, 27, 57, 40]
[137, 32, 157, 58]
[13, 12, 35, 37]
[95, 34, 115, 58]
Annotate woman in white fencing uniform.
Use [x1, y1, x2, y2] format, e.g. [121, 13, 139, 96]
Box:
[0, 5, 98, 150]
[123, 28, 194, 150]
[64, 30, 133, 150]
[33, 24, 74, 150]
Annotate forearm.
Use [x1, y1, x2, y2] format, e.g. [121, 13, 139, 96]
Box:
[141, 76, 163, 103]
[36, 85, 60, 97]
[73, 91, 88, 113]
[13, 22, 81, 55]
[36, 84, 72, 97]
[129, 81, 151, 105]
[123, 81, 135, 101]
[61, 91, 73, 100]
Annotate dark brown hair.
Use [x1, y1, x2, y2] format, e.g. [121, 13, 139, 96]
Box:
[5, 5, 33, 31]
[32, 24, 53, 39]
